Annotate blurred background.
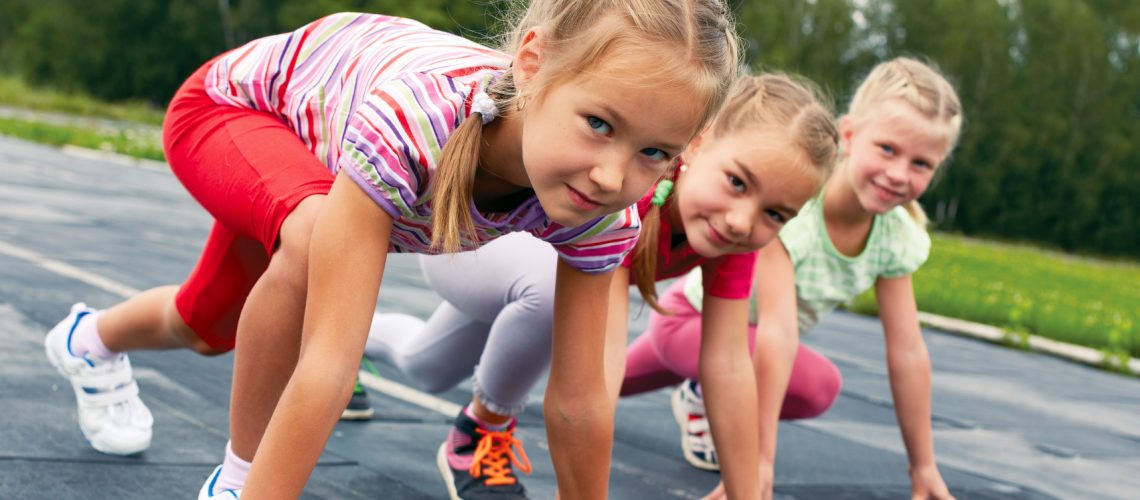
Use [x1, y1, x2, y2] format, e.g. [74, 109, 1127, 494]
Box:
[0, 0, 1136, 370]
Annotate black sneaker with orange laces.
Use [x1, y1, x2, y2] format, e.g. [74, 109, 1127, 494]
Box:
[436, 408, 532, 499]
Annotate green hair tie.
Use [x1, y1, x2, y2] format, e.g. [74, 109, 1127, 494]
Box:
[651, 179, 674, 207]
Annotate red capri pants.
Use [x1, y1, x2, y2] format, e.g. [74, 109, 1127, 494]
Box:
[164, 59, 334, 352]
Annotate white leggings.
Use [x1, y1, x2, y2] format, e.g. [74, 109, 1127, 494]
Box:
[365, 232, 557, 416]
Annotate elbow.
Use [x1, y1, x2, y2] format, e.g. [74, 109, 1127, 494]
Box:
[781, 358, 843, 420]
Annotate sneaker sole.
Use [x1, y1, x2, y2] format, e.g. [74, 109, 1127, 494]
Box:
[435, 442, 462, 500]
[81, 419, 150, 456]
[45, 324, 151, 456]
[670, 386, 720, 472]
[339, 407, 375, 420]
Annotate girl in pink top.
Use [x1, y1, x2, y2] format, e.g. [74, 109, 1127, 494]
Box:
[367, 74, 838, 498]
[42, 4, 741, 499]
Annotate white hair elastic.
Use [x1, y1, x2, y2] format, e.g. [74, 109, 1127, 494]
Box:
[471, 92, 498, 125]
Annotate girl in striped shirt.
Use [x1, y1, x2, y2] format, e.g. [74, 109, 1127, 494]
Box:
[366, 73, 838, 499]
[42, 3, 739, 499]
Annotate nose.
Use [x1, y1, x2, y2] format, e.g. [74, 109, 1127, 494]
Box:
[724, 205, 751, 239]
[588, 153, 626, 195]
[883, 158, 908, 185]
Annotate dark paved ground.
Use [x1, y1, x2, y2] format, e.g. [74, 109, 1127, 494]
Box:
[2, 136, 1137, 498]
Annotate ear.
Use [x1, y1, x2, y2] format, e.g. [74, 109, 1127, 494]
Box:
[513, 28, 547, 93]
[688, 128, 708, 153]
[838, 116, 854, 150]
[681, 127, 711, 164]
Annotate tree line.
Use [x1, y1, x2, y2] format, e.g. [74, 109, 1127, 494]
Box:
[1, 0, 1137, 258]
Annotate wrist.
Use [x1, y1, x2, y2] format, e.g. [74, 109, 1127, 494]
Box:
[909, 460, 938, 474]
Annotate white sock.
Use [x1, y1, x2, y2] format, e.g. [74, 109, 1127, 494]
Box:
[69, 311, 117, 360]
[215, 441, 252, 492]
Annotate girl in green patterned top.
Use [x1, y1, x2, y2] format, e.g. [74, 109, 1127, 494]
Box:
[621, 57, 964, 500]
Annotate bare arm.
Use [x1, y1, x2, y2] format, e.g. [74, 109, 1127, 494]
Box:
[876, 275, 953, 500]
[243, 171, 391, 498]
[749, 242, 801, 495]
[546, 259, 619, 499]
[699, 289, 760, 498]
[603, 266, 632, 401]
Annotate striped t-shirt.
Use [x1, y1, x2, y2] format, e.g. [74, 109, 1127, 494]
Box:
[204, 12, 640, 273]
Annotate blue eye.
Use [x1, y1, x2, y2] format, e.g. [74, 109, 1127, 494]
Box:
[587, 116, 611, 135]
[879, 144, 895, 155]
[641, 148, 668, 161]
[766, 209, 786, 224]
[727, 174, 745, 192]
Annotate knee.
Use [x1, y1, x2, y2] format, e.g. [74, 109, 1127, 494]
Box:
[403, 362, 459, 393]
[268, 196, 325, 290]
[783, 364, 842, 420]
[170, 319, 228, 356]
[165, 300, 228, 356]
[185, 332, 228, 356]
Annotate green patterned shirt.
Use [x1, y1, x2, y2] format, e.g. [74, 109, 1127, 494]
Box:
[683, 193, 930, 334]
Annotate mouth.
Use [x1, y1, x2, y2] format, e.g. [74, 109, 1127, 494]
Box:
[566, 185, 603, 212]
[705, 222, 734, 248]
[871, 181, 905, 201]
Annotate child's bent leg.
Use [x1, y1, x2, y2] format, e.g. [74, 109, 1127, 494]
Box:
[227, 195, 325, 462]
[417, 233, 552, 495]
[418, 232, 559, 418]
[161, 60, 334, 487]
[780, 344, 842, 420]
[621, 279, 700, 396]
[97, 285, 222, 354]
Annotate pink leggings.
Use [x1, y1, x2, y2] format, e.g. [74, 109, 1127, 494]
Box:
[622, 279, 843, 420]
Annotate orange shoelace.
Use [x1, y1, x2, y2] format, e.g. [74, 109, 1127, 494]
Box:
[469, 427, 533, 486]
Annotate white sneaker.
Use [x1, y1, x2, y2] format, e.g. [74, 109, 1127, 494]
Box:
[198, 465, 242, 499]
[671, 379, 719, 471]
[45, 303, 153, 455]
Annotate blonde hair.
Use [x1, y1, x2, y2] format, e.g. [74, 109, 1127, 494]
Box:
[634, 73, 840, 313]
[430, 0, 741, 252]
[845, 57, 963, 228]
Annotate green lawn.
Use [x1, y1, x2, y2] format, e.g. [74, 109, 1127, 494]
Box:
[851, 234, 1139, 362]
[0, 75, 164, 126]
[0, 117, 164, 161]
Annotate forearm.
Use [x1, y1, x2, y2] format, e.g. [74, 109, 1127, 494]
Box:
[701, 352, 760, 496]
[887, 344, 937, 469]
[753, 327, 798, 463]
[243, 352, 358, 497]
[548, 261, 616, 499]
[545, 384, 614, 499]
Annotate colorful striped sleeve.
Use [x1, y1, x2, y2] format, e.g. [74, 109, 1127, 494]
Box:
[338, 71, 468, 220]
[535, 205, 643, 274]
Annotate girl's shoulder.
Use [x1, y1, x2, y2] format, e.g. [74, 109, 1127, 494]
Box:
[777, 195, 825, 262]
[875, 206, 931, 277]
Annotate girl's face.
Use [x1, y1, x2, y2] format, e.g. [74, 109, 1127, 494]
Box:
[675, 127, 823, 258]
[513, 32, 704, 227]
[841, 99, 949, 214]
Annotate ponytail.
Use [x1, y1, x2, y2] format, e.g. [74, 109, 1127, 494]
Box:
[430, 74, 516, 253]
[632, 178, 675, 315]
[430, 115, 486, 253]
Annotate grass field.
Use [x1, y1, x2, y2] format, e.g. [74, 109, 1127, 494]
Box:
[851, 234, 1139, 363]
[0, 75, 164, 126]
[0, 117, 164, 161]
[2, 74, 1136, 369]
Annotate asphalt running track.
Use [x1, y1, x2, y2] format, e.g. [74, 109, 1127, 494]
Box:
[2, 136, 1138, 499]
